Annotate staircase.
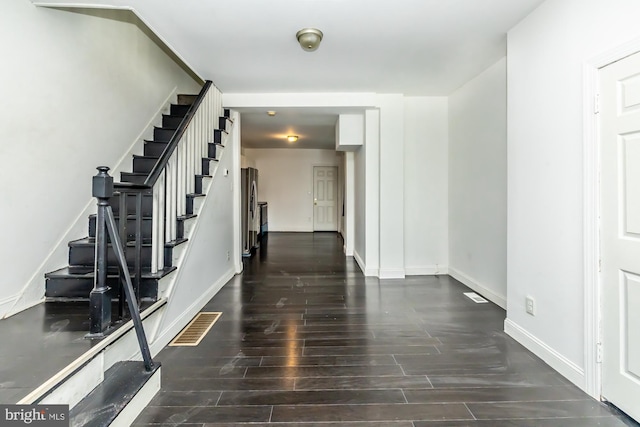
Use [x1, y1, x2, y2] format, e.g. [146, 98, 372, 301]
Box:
[44, 93, 228, 307]
[22, 81, 234, 425]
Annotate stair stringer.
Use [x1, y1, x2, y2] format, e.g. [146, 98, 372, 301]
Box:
[2, 87, 180, 320]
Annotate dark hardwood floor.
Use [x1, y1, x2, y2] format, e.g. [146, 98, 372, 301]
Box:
[133, 232, 637, 426]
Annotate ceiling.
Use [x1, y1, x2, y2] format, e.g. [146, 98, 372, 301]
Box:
[240, 108, 339, 150]
[35, 0, 546, 148]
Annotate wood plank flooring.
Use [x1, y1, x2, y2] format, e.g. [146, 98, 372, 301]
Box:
[133, 232, 638, 426]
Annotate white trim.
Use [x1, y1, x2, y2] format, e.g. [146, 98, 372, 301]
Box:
[31, 2, 127, 8]
[582, 35, 640, 400]
[379, 268, 406, 279]
[39, 353, 104, 409]
[505, 318, 585, 388]
[111, 366, 161, 427]
[353, 249, 378, 277]
[268, 226, 315, 232]
[583, 60, 602, 400]
[150, 268, 235, 354]
[0, 294, 20, 319]
[405, 266, 450, 276]
[448, 267, 506, 309]
[353, 249, 365, 272]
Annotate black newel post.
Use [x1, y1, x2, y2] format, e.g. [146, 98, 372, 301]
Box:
[89, 166, 113, 336]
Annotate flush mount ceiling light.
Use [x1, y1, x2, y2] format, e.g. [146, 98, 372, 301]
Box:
[267, 111, 276, 116]
[287, 135, 299, 143]
[296, 28, 323, 52]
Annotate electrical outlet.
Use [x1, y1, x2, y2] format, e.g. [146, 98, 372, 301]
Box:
[525, 296, 535, 316]
[226, 251, 230, 261]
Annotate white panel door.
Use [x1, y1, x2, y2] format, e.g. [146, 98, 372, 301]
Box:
[600, 50, 640, 421]
[313, 166, 338, 231]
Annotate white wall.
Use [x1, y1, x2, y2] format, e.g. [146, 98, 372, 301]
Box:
[240, 149, 256, 168]
[362, 109, 380, 276]
[0, 3, 201, 318]
[344, 151, 355, 256]
[243, 148, 340, 232]
[506, 0, 640, 389]
[378, 95, 405, 278]
[449, 58, 507, 307]
[354, 143, 366, 268]
[403, 97, 449, 275]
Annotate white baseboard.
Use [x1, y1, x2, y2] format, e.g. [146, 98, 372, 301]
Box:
[151, 268, 235, 355]
[353, 250, 378, 276]
[504, 318, 585, 389]
[405, 266, 449, 276]
[379, 268, 406, 279]
[0, 294, 19, 319]
[268, 226, 314, 232]
[448, 267, 506, 309]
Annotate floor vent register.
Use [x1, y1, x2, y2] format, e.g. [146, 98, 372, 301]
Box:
[169, 312, 222, 346]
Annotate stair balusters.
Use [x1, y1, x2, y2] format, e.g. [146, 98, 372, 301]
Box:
[87, 81, 223, 338]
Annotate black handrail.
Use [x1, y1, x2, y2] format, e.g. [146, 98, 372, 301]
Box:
[143, 80, 213, 188]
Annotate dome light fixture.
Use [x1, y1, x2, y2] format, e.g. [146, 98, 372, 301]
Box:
[287, 135, 299, 143]
[296, 28, 323, 52]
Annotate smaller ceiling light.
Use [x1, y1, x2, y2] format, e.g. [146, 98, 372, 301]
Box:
[296, 28, 323, 52]
[287, 135, 299, 143]
[267, 111, 276, 116]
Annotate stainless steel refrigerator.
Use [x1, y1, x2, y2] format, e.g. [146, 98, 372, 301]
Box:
[241, 167, 259, 257]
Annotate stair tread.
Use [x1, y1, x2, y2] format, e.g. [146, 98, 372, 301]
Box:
[45, 266, 176, 279]
[89, 213, 192, 222]
[69, 237, 187, 247]
[70, 361, 160, 427]
[89, 213, 153, 220]
[121, 172, 148, 176]
[132, 154, 159, 160]
[178, 213, 197, 221]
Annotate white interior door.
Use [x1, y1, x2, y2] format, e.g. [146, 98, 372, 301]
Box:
[600, 50, 640, 421]
[313, 166, 337, 231]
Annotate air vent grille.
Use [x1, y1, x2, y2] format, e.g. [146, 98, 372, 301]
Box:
[169, 312, 222, 346]
[464, 292, 489, 304]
